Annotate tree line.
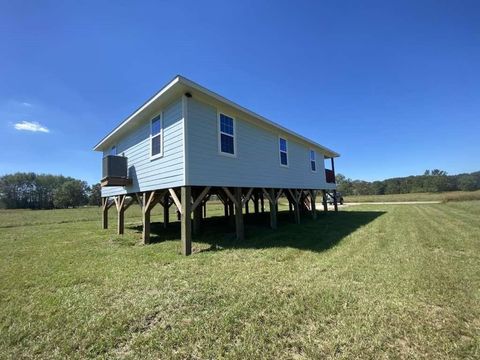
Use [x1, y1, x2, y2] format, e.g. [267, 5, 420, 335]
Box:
[0, 172, 101, 209]
[336, 169, 480, 196]
[1, 169, 479, 209]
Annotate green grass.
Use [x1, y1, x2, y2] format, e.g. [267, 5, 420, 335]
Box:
[344, 190, 480, 203]
[1, 201, 479, 358]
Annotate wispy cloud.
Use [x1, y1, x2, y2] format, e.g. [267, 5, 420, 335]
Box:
[21, 102, 33, 107]
[13, 121, 50, 133]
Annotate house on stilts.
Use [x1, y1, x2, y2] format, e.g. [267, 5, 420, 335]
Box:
[93, 75, 340, 255]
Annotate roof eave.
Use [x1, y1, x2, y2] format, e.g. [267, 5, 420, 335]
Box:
[177, 76, 340, 158]
[92, 75, 182, 151]
[93, 75, 340, 158]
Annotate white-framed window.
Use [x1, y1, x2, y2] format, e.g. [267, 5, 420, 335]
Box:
[279, 137, 288, 166]
[150, 114, 163, 159]
[218, 113, 235, 156]
[110, 146, 117, 156]
[310, 150, 317, 172]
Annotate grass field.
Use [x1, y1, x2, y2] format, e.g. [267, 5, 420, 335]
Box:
[1, 201, 479, 358]
[344, 189, 480, 203]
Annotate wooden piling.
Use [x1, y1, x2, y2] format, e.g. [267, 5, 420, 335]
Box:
[101, 197, 112, 229]
[294, 203, 301, 224]
[288, 189, 301, 224]
[310, 190, 317, 219]
[142, 192, 152, 244]
[181, 186, 192, 255]
[228, 201, 235, 226]
[253, 193, 259, 214]
[163, 192, 169, 228]
[333, 189, 338, 212]
[114, 195, 127, 235]
[234, 187, 244, 240]
[267, 188, 277, 230]
[322, 190, 328, 212]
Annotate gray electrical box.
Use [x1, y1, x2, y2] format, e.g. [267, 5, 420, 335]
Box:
[102, 155, 128, 179]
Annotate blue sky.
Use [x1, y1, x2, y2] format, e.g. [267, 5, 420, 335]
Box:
[1, 0, 479, 184]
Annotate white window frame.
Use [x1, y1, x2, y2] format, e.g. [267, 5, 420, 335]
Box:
[150, 113, 163, 160]
[279, 136, 288, 167]
[310, 149, 317, 172]
[217, 112, 237, 158]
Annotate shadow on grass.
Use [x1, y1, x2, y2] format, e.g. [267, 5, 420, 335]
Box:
[128, 210, 385, 253]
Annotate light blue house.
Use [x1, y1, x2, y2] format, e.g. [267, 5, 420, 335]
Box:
[94, 75, 339, 255]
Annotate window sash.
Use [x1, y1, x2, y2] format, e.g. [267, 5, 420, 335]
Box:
[219, 113, 235, 155]
[220, 133, 234, 154]
[279, 138, 288, 166]
[220, 115, 234, 135]
[151, 116, 161, 135]
[310, 150, 316, 171]
[151, 134, 161, 156]
[150, 114, 162, 158]
[280, 151, 288, 166]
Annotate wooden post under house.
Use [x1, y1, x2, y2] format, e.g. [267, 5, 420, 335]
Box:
[102, 184, 334, 255]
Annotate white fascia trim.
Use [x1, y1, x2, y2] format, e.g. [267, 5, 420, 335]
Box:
[94, 74, 340, 158]
[93, 76, 181, 151]
[177, 76, 340, 158]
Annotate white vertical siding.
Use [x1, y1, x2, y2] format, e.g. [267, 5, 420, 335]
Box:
[186, 98, 330, 189]
[101, 99, 184, 197]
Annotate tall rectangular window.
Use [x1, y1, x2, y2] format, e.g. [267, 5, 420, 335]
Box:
[219, 113, 235, 156]
[150, 114, 162, 158]
[110, 146, 117, 156]
[310, 150, 316, 172]
[279, 137, 288, 166]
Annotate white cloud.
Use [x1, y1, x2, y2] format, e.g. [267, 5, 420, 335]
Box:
[13, 121, 50, 133]
[22, 102, 32, 107]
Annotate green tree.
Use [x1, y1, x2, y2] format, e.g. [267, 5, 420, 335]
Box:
[88, 183, 102, 206]
[53, 180, 89, 208]
[458, 175, 477, 191]
[431, 169, 447, 176]
[336, 173, 354, 195]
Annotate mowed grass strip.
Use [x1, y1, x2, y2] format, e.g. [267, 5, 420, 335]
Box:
[0, 202, 479, 358]
[344, 189, 480, 203]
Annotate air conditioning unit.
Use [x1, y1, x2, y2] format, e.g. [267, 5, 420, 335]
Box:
[101, 155, 131, 187]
